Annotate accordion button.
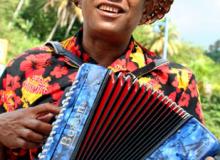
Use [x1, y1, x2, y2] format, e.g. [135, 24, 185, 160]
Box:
[50, 130, 56, 135]
[65, 91, 74, 97]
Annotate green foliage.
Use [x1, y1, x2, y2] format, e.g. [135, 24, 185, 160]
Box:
[133, 22, 180, 55]
[13, 0, 81, 41]
[0, 19, 42, 61]
[202, 95, 220, 139]
[0, 0, 81, 62]
[133, 25, 152, 47]
[14, 0, 57, 40]
[206, 40, 220, 63]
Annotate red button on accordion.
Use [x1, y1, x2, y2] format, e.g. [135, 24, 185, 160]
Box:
[38, 63, 220, 160]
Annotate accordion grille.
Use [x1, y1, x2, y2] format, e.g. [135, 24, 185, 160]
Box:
[38, 64, 191, 160]
[75, 72, 190, 160]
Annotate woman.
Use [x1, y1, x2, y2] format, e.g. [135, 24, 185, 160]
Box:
[0, 0, 213, 159]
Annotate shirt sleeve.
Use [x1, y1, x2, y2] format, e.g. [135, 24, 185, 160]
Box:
[0, 57, 24, 114]
[0, 68, 7, 113]
[177, 73, 205, 124]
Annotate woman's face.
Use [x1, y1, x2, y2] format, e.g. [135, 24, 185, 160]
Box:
[80, 0, 147, 37]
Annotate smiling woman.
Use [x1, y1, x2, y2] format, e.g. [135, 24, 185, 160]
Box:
[0, 0, 218, 159]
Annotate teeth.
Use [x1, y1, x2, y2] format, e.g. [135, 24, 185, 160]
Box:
[99, 5, 120, 13]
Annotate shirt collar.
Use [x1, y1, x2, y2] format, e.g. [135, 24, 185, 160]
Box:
[61, 29, 157, 73]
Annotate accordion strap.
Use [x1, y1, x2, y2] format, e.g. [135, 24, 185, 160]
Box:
[131, 58, 168, 78]
[45, 41, 83, 67]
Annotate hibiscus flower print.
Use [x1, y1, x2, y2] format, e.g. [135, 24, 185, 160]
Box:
[178, 92, 190, 107]
[20, 53, 51, 77]
[47, 83, 64, 105]
[126, 61, 138, 72]
[168, 92, 177, 102]
[51, 65, 68, 78]
[52, 90, 64, 105]
[68, 72, 77, 82]
[188, 79, 198, 97]
[2, 74, 21, 90]
[0, 90, 21, 111]
[151, 70, 169, 85]
[47, 82, 61, 94]
[195, 102, 204, 124]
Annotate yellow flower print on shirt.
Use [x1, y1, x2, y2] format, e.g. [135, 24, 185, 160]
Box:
[171, 68, 189, 91]
[130, 46, 145, 68]
[138, 77, 151, 85]
[138, 77, 161, 91]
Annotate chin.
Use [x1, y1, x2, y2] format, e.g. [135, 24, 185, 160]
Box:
[92, 21, 130, 37]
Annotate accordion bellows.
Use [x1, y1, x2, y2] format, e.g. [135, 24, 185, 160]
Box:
[38, 63, 220, 160]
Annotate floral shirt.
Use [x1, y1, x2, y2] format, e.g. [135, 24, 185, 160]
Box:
[0, 30, 204, 159]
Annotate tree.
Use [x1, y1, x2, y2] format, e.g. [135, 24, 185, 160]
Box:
[44, 0, 83, 40]
[206, 40, 220, 63]
[8, 0, 26, 28]
[133, 20, 180, 56]
[148, 21, 180, 56]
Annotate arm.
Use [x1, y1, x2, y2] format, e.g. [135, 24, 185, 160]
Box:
[0, 50, 62, 159]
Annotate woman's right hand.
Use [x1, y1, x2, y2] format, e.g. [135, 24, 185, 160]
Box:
[0, 103, 59, 149]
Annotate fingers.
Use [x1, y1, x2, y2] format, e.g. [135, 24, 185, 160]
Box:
[31, 103, 60, 115]
[13, 138, 40, 149]
[23, 118, 52, 136]
[16, 128, 44, 143]
[37, 113, 54, 123]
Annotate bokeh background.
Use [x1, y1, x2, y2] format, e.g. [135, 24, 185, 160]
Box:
[0, 0, 219, 138]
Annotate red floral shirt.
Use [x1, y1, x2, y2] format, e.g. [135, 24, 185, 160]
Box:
[0, 30, 204, 159]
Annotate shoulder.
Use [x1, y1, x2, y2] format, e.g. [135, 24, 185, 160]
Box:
[5, 45, 52, 69]
[137, 43, 196, 92]
[135, 41, 195, 79]
[152, 58, 196, 92]
[164, 62, 194, 78]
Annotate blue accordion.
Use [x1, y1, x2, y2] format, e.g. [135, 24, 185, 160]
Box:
[38, 63, 220, 160]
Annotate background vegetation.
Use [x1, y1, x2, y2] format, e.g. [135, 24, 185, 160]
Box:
[0, 0, 219, 138]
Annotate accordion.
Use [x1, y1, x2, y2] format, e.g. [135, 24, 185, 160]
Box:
[38, 63, 220, 160]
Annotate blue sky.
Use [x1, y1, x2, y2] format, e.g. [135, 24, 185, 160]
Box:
[169, 0, 220, 49]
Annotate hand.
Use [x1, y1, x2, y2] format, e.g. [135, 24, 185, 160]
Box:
[206, 157, 215, 160]
[0, 103, 60, 149]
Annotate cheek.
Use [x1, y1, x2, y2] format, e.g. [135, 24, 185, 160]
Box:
[128, 9, 144, 27]
[129, 1, 146, 22]
[81, 4, 93, 24]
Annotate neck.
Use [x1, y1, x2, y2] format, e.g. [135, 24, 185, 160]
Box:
[82, 28, 131, 67]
